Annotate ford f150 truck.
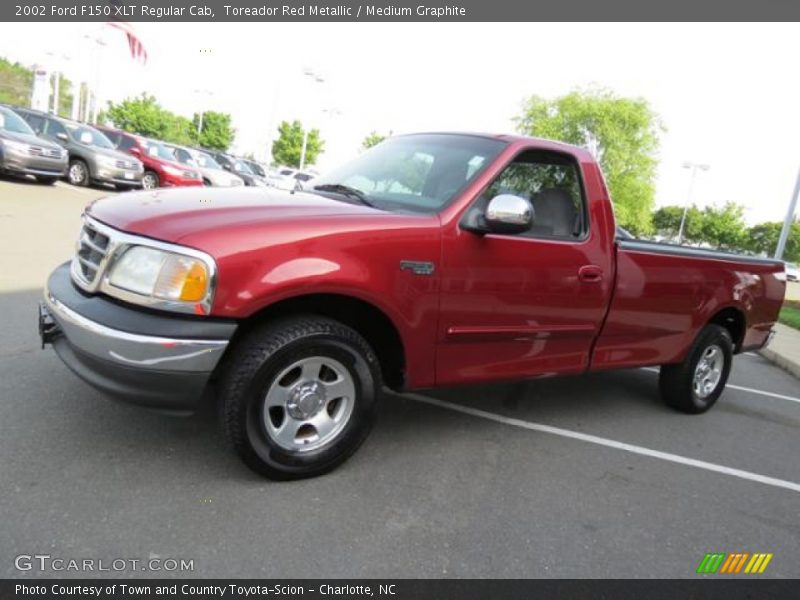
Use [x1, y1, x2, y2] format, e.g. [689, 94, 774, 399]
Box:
[38, 133, 785, 479]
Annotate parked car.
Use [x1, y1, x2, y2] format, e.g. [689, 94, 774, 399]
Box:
[207, 151, 266, 187]
[0, 105, 67, 184]
[266, 166, 317, 191]
[238, 158, 271, 185]
[11, 108, 143, 189]
[100, 127, 203, 190]
[38, 132, 785, 480]
[785, 262, 799, 282]
[164, 144, 244, 187]
[96, 126, 202, 190]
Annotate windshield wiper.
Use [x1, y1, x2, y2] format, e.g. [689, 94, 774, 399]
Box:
[312, 183, 376, 207]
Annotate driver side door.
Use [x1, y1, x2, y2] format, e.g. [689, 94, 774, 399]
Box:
[436, 148, 613, 385]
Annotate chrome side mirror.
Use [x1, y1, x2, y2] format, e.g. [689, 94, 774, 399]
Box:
[485, 194, 533, 234]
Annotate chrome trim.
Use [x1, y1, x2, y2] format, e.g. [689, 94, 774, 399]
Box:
[70, 214, 218, 316]
[44, 289, 228, 373]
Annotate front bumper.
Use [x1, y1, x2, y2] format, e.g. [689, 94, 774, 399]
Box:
[40, 262, 237, 413]
[1, 150, 67, 177]
[93, 165, 143, 187]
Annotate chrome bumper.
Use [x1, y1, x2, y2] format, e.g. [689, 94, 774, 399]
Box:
[43, 289, 228, 373]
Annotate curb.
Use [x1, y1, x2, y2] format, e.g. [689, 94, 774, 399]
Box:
[759, 348, 800, 380]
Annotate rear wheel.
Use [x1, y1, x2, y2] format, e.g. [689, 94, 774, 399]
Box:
[659, 324, 733, 414]
[220, 316, 382, 480]
[67, 159, 89, 187]
[142, 170, 159, 190]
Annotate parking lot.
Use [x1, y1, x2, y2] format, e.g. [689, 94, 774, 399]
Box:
[1, 178, 799, 579]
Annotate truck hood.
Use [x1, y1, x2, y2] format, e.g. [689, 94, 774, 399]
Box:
[87, 186, 388, 243]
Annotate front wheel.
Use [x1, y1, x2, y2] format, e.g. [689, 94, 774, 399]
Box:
[659, 324, 733, 414]
[141, 170, 159, 190]
[67, 159, 89, 187]
[220, 316, 382, 480]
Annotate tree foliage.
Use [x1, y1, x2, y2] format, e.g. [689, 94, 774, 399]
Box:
[192, 111, 235, 151]
[271, 120, 324, 168]
[0, 56, 74, 117]
[653, 203, 800, 261]
[361, 131, 390, 151]
[105, 94, 234, 150]
[514, 87, 662, 235]
[745, 220, 800, 262]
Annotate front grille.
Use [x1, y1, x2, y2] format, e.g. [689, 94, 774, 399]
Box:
[74, 221, 111, 286]
[184, 170, 199, 179]
[116, 159, 136, 169]
[29, 146, 62, 159]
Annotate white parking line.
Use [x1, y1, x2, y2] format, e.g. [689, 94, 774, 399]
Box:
[407, 394, 800, 494]
[640, 367, 800, 405]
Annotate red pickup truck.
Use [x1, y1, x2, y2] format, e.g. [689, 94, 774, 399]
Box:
[39, 133, 785, 479]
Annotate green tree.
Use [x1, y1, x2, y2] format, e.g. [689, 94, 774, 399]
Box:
[0, 57, 74, 117]
[361, 131, 390, 151]
[699, 202, 748, 251]
[192, 111, 235, 151]
[514, 87, 662, 235]
[271, 120, 324, 168]
[107, 96, 235, 149]
[746, 221, 800, 262]
[653, 204, 703, 242]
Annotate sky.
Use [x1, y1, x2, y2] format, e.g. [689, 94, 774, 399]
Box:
[0, 22, 798, 224]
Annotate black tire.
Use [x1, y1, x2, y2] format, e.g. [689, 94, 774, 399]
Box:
[202, 178, 212, 187]
[220, 316, 382, 480]
[659, 324, 733, 414]
[67, 159, 89, 187]
[37, 176, 58, 185]
[142, 170, 159, 190]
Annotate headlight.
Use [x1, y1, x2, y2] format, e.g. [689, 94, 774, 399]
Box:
[2, 139, 30, 154]
[108, 246, 211, 308]
[97, 155, 118, 168]
[163, 164, 183, 176]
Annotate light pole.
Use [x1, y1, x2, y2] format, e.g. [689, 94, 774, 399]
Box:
[83, 32, 107, 124]
[774, 167, 800, 260]
[676, 161, 710, 244]
[194, 89, 214, 135]
[299, 68, 325, 171]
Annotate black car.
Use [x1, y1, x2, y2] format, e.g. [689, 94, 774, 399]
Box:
[207, 151, 266, 187]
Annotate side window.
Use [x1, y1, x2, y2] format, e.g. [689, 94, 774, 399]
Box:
[104, 131, 121, 147]
[118, 135, 135, 151]
[25, 114, 45, 134]
[480, 150, 587, 240]
[176, 148, 194, 165]
[45, 119, 67, 140]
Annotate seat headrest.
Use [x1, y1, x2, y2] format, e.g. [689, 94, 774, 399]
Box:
[532, 188, 577, 237]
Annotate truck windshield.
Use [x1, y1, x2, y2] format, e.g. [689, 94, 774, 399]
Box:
[311, 134, 507, 213]
[0, 108, 36, 135]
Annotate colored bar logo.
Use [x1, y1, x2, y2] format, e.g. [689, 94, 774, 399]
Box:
[696, 553, 773, 574]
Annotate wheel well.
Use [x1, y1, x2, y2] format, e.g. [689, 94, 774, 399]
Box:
[709, 307, 745, 352]
[230, 294, 406, 390]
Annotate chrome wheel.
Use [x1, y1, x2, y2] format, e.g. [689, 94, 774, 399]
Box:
[68, 162, 87, 185]
[263, 356, 356, 452]
[142, 172, 158, 189]
[693, 345, 724, 399]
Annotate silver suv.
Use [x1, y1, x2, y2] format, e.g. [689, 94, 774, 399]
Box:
[0, 105, 67, 184]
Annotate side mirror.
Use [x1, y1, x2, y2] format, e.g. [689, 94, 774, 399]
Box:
[129, 146, 141, 155]
[484, 194, 533, 234]
[56, 132, 68, 141]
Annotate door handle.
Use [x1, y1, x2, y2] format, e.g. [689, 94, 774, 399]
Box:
[578, 265, 603, 283]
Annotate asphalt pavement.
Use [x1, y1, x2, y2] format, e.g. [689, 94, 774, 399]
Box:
[1, 178, 798, 579]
